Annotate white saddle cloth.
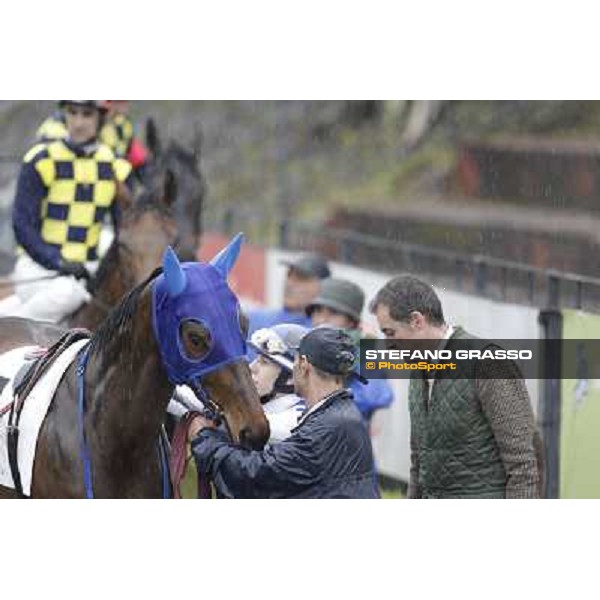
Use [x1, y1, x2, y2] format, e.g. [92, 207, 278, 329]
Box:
[0, 339, 90, 495]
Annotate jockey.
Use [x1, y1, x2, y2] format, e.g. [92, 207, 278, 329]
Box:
[37, 100, 149, 178]
[0, 100, 133, 323]
[248, 323, 308, 442]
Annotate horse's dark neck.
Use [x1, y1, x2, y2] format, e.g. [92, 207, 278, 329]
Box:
[70, 243, 136, 330]
[85, 290, 172, 494]
[92, 247, 136, 306]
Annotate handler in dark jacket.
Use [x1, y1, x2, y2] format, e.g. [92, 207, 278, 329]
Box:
[187, 327, 380, 499]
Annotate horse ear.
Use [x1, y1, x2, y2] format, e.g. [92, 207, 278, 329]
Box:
[146, 117, 162, 157]
[163, 169, 177, 207]
[210, 232, 244, 278]
[163, 246, 187, 297]
[192, 125, 203, 162]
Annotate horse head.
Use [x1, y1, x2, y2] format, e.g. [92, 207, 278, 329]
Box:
[144, 118, 207, 261]
[153, 234, 269, 450]
[119, 168, 180, 282]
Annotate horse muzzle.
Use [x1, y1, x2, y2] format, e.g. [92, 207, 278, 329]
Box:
[239, 426, 269, 451]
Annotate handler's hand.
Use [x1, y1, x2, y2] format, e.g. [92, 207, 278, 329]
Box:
[187, 415, 216, 442]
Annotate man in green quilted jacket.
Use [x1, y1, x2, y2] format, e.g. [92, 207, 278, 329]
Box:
[370, 275, 541, 499]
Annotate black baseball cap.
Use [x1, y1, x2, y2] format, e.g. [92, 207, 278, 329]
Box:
[298, 327, 367, 383]
[281, 253, 331, 279]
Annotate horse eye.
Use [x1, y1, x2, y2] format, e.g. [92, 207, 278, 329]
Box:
[189, 333, 202, 347]
[180, 320, 212, 361]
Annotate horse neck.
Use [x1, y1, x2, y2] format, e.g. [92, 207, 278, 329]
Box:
[71, 243, 136, 330]
[85, 289, 173, 459]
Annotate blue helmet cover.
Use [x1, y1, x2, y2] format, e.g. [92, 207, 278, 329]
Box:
[152, 236, 247, 385]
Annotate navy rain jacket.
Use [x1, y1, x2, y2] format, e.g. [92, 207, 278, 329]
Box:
[191, 389, 380, 499]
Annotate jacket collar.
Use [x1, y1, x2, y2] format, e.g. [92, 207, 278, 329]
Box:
[63, 137, 100, 157]
[263, 393, 304, 414]
[295, 388, 349, 427]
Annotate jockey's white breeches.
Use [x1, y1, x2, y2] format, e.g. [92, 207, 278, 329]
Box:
[0, 253, 98, 323]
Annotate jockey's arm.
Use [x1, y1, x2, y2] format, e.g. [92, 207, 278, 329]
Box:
[12, 161, 61, 271]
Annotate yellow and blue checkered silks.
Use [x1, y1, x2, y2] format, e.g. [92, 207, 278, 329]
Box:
[100, 113, 135, 157]
[23, 140, 132, 263]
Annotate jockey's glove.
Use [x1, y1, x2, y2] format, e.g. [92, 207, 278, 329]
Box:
[58, 260, 90, 281]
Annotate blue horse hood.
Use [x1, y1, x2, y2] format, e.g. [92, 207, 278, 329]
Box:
[152, 262, 246, 385]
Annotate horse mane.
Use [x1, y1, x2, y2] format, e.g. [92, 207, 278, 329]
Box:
[88, 266, 163, 359]
[87, 239, 122, 296]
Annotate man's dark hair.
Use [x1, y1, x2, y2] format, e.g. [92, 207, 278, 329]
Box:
[369, 275, 445, 326]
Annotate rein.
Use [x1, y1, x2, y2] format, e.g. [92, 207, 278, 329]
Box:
[169, 411, 211, 499]
[0, 274, 59, 288]
[167, 379, 222, 498]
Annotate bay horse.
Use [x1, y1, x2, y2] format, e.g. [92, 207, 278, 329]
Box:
[0, 235, 269, 498]
[144, 118, 207, 261]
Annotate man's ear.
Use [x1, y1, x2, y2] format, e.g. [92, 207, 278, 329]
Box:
[298, 355, 309, 374]
[408, 311, 425, 329]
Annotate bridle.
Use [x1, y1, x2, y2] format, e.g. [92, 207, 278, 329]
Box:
[188, 378, 224, 426]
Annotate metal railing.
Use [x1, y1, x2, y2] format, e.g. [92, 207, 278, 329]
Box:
[207, 205, 600, 314]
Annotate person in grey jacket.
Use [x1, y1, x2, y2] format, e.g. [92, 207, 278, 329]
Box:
[187, 327, 380, 499]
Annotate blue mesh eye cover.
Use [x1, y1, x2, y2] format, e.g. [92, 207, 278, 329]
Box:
[152, 262, 247, 385]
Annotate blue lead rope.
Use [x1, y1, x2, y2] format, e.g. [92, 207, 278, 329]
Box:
[76, 346, 94, 499]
